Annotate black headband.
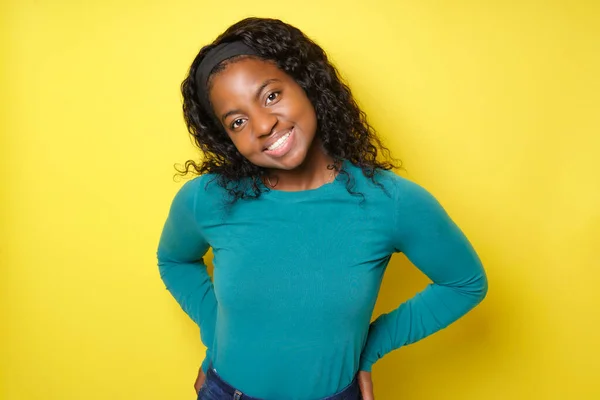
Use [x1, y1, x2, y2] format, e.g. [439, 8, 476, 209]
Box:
[194, 41, 258, 112]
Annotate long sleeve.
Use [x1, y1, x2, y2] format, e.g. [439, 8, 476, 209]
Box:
[156, 179, 217, 371]
[359, 179, 488, 372]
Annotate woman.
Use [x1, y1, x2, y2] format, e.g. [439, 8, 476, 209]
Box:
[157, 17, 488, 400]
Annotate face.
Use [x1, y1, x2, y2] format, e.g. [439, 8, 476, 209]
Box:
[208, 57, 319, 171]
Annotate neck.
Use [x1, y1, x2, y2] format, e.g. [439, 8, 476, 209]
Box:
[265, 137, 336, 191]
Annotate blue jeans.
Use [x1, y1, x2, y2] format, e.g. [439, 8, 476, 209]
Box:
[197, 366, 363, 400]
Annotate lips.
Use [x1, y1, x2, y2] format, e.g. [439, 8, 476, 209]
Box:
[263, 128, 294, 151]
[263, 127, 295, 158]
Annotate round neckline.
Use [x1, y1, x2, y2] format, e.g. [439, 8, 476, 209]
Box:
[260, 160, 350, 200]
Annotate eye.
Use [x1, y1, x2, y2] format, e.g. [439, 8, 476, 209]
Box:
[230, 118, 246, 130]
[265, 91, 280, 105]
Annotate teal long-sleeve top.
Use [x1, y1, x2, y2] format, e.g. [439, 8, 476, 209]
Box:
[156, 161, 487, 400]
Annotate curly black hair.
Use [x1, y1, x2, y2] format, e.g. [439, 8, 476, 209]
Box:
[178, 17, 400, 203]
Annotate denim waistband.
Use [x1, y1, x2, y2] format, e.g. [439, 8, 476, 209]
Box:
[202, 366, 362, 400]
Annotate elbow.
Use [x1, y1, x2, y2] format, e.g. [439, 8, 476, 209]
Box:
[472, 270, 488, 305]
[456, 269, 488, 309]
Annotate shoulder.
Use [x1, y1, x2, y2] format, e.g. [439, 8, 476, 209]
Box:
[371, 169, 444, 213]
[177, 173, 223, 196]
[350, 165, 431, 199]
[170, 173, 228, 217]
[342, 163, 433, 204]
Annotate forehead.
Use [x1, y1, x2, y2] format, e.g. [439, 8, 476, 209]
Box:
[208, 58, 288, 107]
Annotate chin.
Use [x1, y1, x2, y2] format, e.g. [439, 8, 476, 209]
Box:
[251, 147, 307, 171]
[273, 151, 310, 171]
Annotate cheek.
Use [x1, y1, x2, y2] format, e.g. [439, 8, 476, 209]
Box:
[229, 134, 260, 158]
[287, 95, 316, 129]
[229, 137, 246, 154]
[300, 102, 317, 134]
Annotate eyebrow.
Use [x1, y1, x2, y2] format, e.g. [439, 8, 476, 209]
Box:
[220, 78, 282, 123]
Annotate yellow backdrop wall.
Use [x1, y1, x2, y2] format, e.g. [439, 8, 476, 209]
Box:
[2, 0, 599, 399]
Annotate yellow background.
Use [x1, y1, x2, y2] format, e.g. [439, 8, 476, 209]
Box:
[2, 0, 599, 399]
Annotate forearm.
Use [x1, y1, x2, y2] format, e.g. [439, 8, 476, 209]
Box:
[359, 176, 488, 371]
[158, 258, 217, 348]
[201, 348, 213, 373]
[359, 271, 487, 371]
[156, 178, 217, 354]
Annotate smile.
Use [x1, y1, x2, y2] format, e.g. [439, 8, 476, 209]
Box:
[267, 132, 291, 151]
[263, 128, 295, 157]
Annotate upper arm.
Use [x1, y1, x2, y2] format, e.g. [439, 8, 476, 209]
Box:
[390, 178, 486, 290]
[157, 179, 209, 264]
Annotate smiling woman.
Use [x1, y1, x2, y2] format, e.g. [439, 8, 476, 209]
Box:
[178, 18, 397, 201]
[157, 17, 487, 400]
[209, 58, 320, 179]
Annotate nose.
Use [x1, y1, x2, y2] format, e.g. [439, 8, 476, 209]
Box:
[251, 108, 278, 138]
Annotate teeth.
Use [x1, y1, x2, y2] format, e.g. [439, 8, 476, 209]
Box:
[267, 132, 291, 151]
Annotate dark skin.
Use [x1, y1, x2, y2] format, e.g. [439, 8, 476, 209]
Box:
[209, 57, 335, 191]
[194, 57, 375, 399]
